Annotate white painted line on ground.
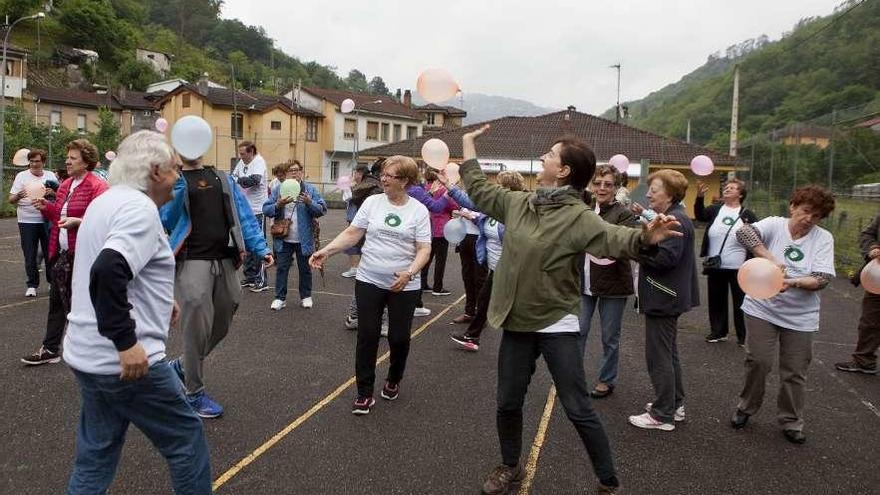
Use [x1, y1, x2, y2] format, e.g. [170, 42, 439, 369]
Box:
[815, 357, 880, 420]
[0, 297, 47, 311]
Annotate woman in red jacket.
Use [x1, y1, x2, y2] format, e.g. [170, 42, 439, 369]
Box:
[21, 139, 108, 365]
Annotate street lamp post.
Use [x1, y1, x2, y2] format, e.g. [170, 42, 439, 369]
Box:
[0, 11, 44, 195]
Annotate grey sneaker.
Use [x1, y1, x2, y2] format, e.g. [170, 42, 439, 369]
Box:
[835, 360, 878, 375]
[645, 402, 686, 422]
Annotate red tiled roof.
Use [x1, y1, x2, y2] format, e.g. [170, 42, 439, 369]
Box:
[302, 87, 422, 120]
[361, 110, 738, 166]
[160, 84, 323, 117]
[415, 103, 467, 117]
[29, 86, 122, 110]
[856, 116, 880, 129]
[116, 90, 161, 110]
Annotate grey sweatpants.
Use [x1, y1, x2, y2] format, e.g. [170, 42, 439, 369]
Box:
[176, 258, 241, 395]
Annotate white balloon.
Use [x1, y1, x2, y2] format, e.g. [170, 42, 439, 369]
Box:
[340, 98, 355, 114]
[170, 116, 213, 160]
[445, 163, 460, 185]
[417, 68, 459, 104]
[443, 217, 468, 244]
[421, 138, 450, 169]
[12, 148, 30, 166]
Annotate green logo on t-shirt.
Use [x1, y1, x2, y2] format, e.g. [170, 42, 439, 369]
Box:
[384, 213, 402, 227]
[722, 216, 736, 226]
[488, 218, 498, 227]
[784, 245, 805, 262]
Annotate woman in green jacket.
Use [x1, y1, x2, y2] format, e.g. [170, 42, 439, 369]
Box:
[460, 125, 682, 495]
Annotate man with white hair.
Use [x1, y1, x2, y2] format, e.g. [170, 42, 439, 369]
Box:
[63, 131, 211, 493]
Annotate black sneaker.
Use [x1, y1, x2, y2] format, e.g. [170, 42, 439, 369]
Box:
[352, 396, 376, 415]
[481, 464, 523, 495]
[380, 382, 400, 401]
[21, 347, 61, 366]
[249, 281, 270, 293]
[705, 335, 728, 343]
[450, 332, 480, 351]
[835, 360, 878, 375]
[431, 289, 452, 296]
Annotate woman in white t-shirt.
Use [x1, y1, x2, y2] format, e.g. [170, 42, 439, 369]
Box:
[310, 155, 431, 416]
[8, 149, 57, 297]
[694, 179, 758, 345]
[731, 185, 836, 445]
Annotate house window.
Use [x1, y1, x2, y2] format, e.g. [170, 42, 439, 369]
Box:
[330, 160, 339, 181]
[426, 113, 436, 125]
[182, 93, 191, 108]
[407, 126, 417, 139]
[231, 113, 243, 139]
[271, 120, 282, 130]
[306, 117, 318, 142]
[343, 118, 356, 139]
[381, 123, 390, 142]
[393, 124, 401, 142]
[366, 121, 379, 141]
[76, 114, 87, 132]
[50, 110, 61, 127]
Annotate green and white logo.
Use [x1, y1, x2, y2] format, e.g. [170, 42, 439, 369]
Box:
[384, 213, 402, 227]
[488, 218, 498, 227]
[784, 245, 805, 262]
[722, 216, 736, 226]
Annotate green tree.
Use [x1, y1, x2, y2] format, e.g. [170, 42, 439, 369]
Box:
[57, 0, 136, 64]
[115, 59, 159, 91]
[368, 76, 390, 96]
[91, 107, 121, 159]
[346, 69, 368, 93]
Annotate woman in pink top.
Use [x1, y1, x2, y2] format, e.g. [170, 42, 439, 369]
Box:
[420, 168, 458, 296]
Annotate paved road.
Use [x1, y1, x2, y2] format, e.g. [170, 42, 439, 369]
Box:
[0, 211, 878, 494]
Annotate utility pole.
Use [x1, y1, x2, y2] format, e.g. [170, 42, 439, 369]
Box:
[827, 109, 836, 192]
[729, 64, 740, 157]
[686, 119, 691, 144]
[793, 123, 800, 189]
[768, 143, 775, 213]
[231, 64, 238, 170]
[610, 63, 621, 123]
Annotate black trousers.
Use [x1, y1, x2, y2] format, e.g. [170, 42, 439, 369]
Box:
[43, 251, 74, 353]
[355, 280, 420, 397]
[497, 330, 616, 484]
[644, 314, 685, 424]
[458, 234, 487, 316]
[420, 237, 449, 292]
[466, 269, 494, 338]
[706, 269, 747, 343]
[18, 222, 49, 288]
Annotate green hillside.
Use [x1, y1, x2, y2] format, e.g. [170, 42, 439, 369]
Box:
[604, 0, 880, 150]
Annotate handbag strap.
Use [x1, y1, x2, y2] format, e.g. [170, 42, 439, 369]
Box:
[715, 207, 743, 256]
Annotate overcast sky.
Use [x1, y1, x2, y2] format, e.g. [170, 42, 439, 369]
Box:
[221, 0, 844, 115]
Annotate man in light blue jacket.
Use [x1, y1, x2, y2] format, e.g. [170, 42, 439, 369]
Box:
[160, 156, 273, 419]
[262, 161, 327, 310]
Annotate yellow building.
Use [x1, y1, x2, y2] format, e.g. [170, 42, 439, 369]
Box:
[26, 86, 162, 138]
[157, 79, 325, 179]
[362, 108, 745, 218]
[415, 103, 467, 131]
[772, 124, 831, 150]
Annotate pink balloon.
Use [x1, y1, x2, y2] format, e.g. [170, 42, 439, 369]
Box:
[737, 258, 785, 300]
[588, 254, 616, 266]
[421, 138, 450, 169]
[445, 163, 460, 185]
[24, 180, 46, 200]
[609, 154, 629, 174]
[336, 175, 352, 190]
[861, 259, 880, 294]
[12, 148, 30, 166]
[417, 68, 459, 104]
[104, 150, 117, 161]
[155, 118, 169, 133]
[690, 155, 714, 176]
[340, 98, 355, 114]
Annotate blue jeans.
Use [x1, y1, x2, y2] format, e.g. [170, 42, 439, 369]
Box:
[18, 221, 49, 288]
[67, 362, 211, 495]
[579, 294, 627, 386]
[243, 213, 265, 283]
[274, 241, 312, 301]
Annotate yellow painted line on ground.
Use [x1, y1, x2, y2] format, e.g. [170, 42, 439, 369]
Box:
[212, 294, 466, 491]
[0, 296, 47, 312]
[518, 385, 557, 495]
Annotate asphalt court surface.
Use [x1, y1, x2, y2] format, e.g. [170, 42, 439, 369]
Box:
[1, 210, 878, 494]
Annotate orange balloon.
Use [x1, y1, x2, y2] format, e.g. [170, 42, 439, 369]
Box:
[421, 138, 449, 169]
[860, 259, 880, 294]
[24, 180, 46, 200]
[737, 258, 785, 300]
[445, 163, 460, 185]
[417, 68, 459, 104]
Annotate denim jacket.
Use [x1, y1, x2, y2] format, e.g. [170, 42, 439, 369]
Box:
[262, 181, 327, 256]
[160, 167, 270, 266]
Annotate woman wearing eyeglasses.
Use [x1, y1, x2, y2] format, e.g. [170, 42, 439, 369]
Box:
[310, 156, 431, 416]
[580, 165, 639, 399]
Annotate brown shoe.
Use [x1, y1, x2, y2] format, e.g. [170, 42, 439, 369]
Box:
[598, 483, 620, 494]
[481, 464, 522, 495]
[452, 314, 474, 324]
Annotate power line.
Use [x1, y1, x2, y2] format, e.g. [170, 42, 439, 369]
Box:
[781, 0, 871, 55]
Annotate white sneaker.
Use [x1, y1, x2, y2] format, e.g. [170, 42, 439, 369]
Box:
[270, 299, 286, 311]
[413, 307, 431, 317]
[344, 315, 358, 330]
[628, 412, 675, 431]
[380, 323, 389, 337]
[301, 297, 313, 308]
[341, 267, 357, 278]
[646, 402, 686, 422]
[25, 288, 37, 297]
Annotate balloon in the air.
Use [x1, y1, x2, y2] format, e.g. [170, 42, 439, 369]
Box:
[738, 257, 784, 299]
[12, 148, 30, 166]
[340, 99, 355, 114]
[690, 155, 714, 176]
[336, 175, 352, 190]
[155, 118, 169, 133]
[443, 217, 468, 244]
[445, 163, 460, 185]
[170, 116, 213, 160]
[609, 154, 629, 174]
[105, 150, 117, 161]
[421, 138, 450, 170]
[417, 68, 459, 104]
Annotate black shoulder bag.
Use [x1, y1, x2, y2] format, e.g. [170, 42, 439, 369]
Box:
[702, 208, 742, 275]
